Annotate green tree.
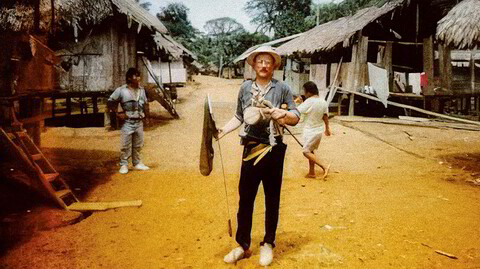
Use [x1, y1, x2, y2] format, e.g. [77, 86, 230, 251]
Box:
[192, 17, 269, 71]
[204, 17, 245, 37]
[312, 0, 390, 25]
[157, 3, 198, 50]
[245, 0, 312, 38]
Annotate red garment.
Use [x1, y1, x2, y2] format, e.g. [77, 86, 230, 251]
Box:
[420, 72, 428, 87]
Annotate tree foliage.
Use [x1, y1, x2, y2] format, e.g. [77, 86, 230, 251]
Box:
[200, 17, 269, 68]
[155, 3, 271, 73]
[204, 17, 245, 37]
[157, 2, 198, 43]
[245, 0, 312, 38]
[313, 0, 390, 25]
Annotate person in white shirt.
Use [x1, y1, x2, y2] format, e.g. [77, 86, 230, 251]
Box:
[297, 81, 331, 180]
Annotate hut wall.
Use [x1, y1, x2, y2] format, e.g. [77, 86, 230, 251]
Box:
[285, 71, 309, 96]
[273, 70, 283, 81]
[310, 64, 327, 90]
[0, 35, 56, 96]
[0, 37, 13, 96]
[56, 20, 137, 92]
[243, 62, 254, 80]
[148, 60, 187, 84]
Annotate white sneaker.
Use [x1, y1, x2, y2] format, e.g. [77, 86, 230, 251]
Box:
[119, 165, 128, 174]
[134, 163, 150, 171]
[259, 243, 273, 266]
[224, 246, 245, 264]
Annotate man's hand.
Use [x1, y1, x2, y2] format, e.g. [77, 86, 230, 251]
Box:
[215, 128, 223, 140]
[270, 108, 287, 120]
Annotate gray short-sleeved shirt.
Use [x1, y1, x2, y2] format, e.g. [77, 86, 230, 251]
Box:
[108, 84, 148, 119]
[235, 79, 300, 144]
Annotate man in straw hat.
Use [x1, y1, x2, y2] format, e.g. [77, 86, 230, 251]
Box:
[218, 46, 300, 266]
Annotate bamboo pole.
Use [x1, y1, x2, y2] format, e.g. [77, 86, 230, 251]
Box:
[336, 86, 480, 126]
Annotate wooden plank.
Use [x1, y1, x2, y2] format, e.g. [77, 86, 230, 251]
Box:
[336, 86, 480, 126]
[348, 43, 358, 116]
[336, 116, 480, 131]
[67, 200, 143, 211]
[398, 116, 430, 122]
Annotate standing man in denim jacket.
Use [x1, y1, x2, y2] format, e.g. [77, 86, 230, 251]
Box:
[218, 46, 300, 266]
[108, 68, 150, 174]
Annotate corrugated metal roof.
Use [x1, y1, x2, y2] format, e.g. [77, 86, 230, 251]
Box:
[276, 0, 405, 56]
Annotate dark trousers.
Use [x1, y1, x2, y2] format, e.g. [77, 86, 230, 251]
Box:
[235, 142, 287, 250]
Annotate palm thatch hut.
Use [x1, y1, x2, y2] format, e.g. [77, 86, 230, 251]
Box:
[233, 33, 303, 82]
[152, 33, 197, 85]
[436, 0, 480, 49]
[435, 0, 480, 115]
[277, 0, 459, 116]
[1, 0, 193, 132]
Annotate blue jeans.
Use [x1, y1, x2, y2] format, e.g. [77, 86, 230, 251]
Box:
[120, 119, 144, 166]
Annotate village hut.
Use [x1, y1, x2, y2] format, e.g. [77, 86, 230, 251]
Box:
[276, 0, 459, 116]
[436, 0, 480, 115]
[233, 33, 303, 83]
[0, 0, 194, 207]
[153, 33, 197, 86]
[1, 0, 192, 131]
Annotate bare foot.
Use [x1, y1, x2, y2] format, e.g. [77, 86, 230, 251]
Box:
[321, 163, 331, 181]
[305, 173, 316, 178]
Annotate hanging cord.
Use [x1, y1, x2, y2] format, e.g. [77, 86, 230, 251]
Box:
[217, 140, 233, 237]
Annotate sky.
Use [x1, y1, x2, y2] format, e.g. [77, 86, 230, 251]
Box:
[149, 0, 339, 34]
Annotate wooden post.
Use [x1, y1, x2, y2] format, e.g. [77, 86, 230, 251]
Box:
[359, 36, 369, 87]
[52, 98, 56, 118]
[471, 51, 475, 93]
[439, 44, 445, 88]
[439, 44, 452, 91]
[66, 97, 72, 117]
[385, 41, 393, 93]
[445, 46, 452, 91]
[93, 96, 98, 114]
[423, 36, 434, 96]
[348, 43, 358, 116]
[348, 32, 367, 116]
[475, 96, 480, 112]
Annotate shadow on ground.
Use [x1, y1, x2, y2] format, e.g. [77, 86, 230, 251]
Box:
[0, 148, 119, 256]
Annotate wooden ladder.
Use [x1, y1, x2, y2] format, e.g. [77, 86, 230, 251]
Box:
[0, 128, 78, 208]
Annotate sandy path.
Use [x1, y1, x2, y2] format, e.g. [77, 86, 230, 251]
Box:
[1, 75, 479, 269]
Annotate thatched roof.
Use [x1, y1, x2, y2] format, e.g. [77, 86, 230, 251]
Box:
[276, 0, 405, 56]
[233, 33, 303, 64]
[154, 33, 197, 60]
[436, 0, 480, 49]
[111, 0, 167, 33]
[0, 0, 167, 33]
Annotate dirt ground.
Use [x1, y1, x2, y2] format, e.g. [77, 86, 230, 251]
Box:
[1, 75, 480, 269]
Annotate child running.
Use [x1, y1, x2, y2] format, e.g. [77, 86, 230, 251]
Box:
[297, 81, 331, 180]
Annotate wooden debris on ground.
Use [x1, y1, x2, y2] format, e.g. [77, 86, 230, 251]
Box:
[67, 200, 143, 211]
[435, 250, 458, 259]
